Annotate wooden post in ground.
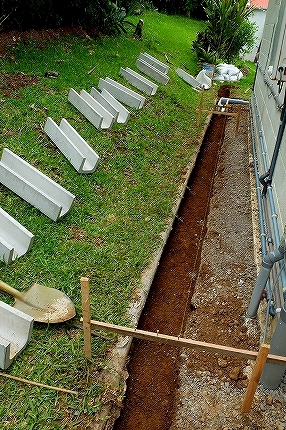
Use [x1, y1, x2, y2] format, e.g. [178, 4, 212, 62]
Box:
[80, 277, 92, 359]
[235, 105, 242, 135]
[197, 86, 205, 126]
[241, 343, 270, 413]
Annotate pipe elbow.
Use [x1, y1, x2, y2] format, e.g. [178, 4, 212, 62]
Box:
[262, 246, 285, 268]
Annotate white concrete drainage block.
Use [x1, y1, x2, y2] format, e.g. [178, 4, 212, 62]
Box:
[98, 77, 145, 109]
[89, 87, 120, 123]
[119, 67, 158, 95]
[0, 207, 34, 264]
[79, 89, 116, 129]
[69, 88, 105, 130]
[91, 88, 130, 124]
[0, 301, 34, 370]
[176, 68, 202, 90]
[0, 148, 75, 221]
[44, 117, 100, 174]
[136, 58, 169, 85]
[139, 52, 170, 74]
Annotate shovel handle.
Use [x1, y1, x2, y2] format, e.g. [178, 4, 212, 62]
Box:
[0, 280, 23, 300]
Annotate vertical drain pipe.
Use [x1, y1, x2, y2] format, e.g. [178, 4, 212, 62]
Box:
[249, 106, 274, 316]
[251, 95, 286, 293]
[261, 92, 286, 190]
[250, 94, 286, 388]
[246, 227, 286, 318]
[260, 304, 286, 389]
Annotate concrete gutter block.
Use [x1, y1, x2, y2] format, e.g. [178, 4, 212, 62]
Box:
[99, 88, 130, 124]
[176, 68, 202, 90]
[0, 301, 34, 370]
[0, 148, 75, 221]
[98, 78, 145, 109]
[119, 67, 158, 95]
[80, 89, 115, 129]
[0, 207, 34, 264]
[136, 58, 169, 85]
[139, 52, 170, 74]
[44, 117, 99, 174]
[68, 88, 104, 129]
[89, 87, 119, 122]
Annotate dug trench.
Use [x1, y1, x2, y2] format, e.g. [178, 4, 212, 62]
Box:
[111, 85, 261, 430]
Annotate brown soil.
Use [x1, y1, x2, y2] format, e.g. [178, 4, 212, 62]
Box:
[0, 72, 41, 97]
[112, 87, 262, 430]
[0, 27, 90, 58]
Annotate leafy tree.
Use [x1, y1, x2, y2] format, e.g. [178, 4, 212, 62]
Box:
[192, 0, 257, 64]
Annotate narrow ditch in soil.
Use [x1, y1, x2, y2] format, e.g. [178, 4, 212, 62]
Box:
[113, 86, 230, 430]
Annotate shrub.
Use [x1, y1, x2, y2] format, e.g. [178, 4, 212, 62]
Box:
[192, 0, 257, 64]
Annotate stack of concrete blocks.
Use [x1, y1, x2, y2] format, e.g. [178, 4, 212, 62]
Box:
[0, 207, 34, 264]
[0, 148, 75, 221]
[98, 77, 146, 109]
[44, 117, 100, 174]
[136, 52, 170, 85]
[119, 67, 158, 96]
[68, 88, 115, 130]
[90, 87, 130, 124]
[0, 301, 34, 370]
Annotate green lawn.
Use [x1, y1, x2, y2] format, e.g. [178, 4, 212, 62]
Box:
[0, 10, 254, 429]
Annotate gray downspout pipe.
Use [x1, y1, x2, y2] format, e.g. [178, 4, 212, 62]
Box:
[246, 227, 286, 318]
[260, 91, 286, 193]
[260, 305, 286, 389]
[252, 94, 286, 293]
[249, 105, 275, 316]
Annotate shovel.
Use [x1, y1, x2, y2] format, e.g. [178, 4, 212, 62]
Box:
[0, 280, 76, 323]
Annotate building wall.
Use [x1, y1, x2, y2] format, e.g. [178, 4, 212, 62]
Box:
[252, 0, 286, 236]
[245, 9, 267, 62]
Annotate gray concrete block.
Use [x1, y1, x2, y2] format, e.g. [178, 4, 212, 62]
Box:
[139, 52, 170, 74]
[80, 89, 115, 129]
[68, 88, 103, 129]
[0, 301, 34, 370]
[119, 67, 158, 95]
[99, 89, 130, 124]
[44, 117, 99, 173]
[176, 68, 201, 90]
[98, 78, 145, 109]
[0, 148, 75, 221]
[0, 207, 34, 264]
[136, 58, 169, 85]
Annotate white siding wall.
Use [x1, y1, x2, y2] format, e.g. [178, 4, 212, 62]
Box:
[252, 0, 286, 234]
[245, 9, 267, 62]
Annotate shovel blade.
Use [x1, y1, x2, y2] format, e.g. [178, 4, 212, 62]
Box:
[14, 283, 76, 323]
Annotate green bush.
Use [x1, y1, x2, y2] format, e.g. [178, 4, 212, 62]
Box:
[192, 0, 257, 64]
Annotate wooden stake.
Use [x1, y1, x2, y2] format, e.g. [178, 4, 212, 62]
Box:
[235, 105, 242, 135]
[80, 277, 92, 359]
[197, 86, 204, 126]
[241, 343, 270, 413]
[88, 66, 96, 75]
[0, 372, 78, 395]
